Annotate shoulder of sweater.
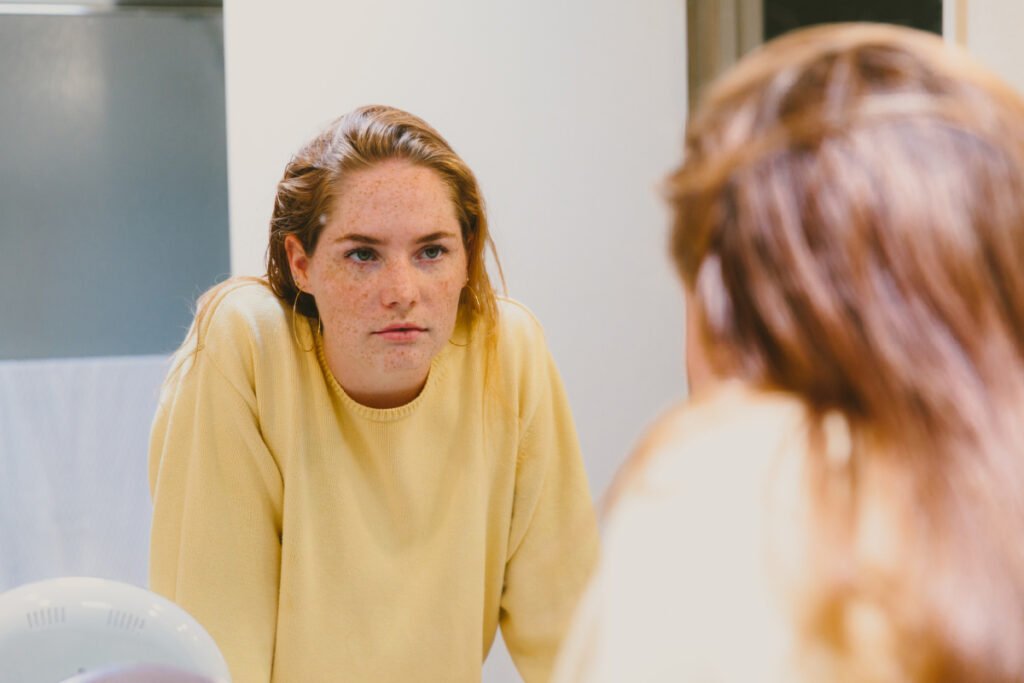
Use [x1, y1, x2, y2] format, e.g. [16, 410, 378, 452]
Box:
[623, 382, 808, 498]
[198, 278, 289, 343]
[496, 296, 543, 328]
[489, 297, 556, 386]
[202, 277, 287, 328]
[599, 388, 803, 625]
[494, 296, 548, 349]
[188, 278, 294, 376]
[597, 385, 802, 680]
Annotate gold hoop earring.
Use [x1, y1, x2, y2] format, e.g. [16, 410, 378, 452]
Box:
[291, 289, 318, 353]
[450, 284, 479, 348]
[464, 283, 482, 312]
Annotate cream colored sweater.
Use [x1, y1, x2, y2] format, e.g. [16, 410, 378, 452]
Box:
[148, 280, 598, 683]
[554, 383, 810, 683]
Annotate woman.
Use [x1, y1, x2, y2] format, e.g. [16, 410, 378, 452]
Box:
[555, 23, 1024, 683]
[148, 105, 598, 683]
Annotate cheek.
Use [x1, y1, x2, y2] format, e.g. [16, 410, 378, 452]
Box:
[444, 252, 469, 300]
[314, 270, 376, 322]
[437, 272, 465, 308]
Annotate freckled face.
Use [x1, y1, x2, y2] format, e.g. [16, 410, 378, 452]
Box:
[285, 159, 468, 407]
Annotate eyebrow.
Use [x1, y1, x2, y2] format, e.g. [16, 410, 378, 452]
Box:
[414, 231, 459, 244]
[333, 231, 459, 245]
[334, 233, 383, 245]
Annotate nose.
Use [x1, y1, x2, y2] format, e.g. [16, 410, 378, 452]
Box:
[381, 259, 418, 310]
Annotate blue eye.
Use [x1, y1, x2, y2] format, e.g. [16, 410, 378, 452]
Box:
[420, 245, 448, 260]
[346, 248, 377, 263]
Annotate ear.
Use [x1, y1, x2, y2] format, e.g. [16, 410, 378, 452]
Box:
[284, 235, 311, 289]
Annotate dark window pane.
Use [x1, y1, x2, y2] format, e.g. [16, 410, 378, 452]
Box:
[765, 0, 942, 41]
[0, 13, 229, 359]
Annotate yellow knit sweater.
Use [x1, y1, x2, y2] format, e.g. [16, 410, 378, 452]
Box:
[148, 280, 598, 683]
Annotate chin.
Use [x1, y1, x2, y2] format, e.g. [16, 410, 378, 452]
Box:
[378, 348, 435, 375]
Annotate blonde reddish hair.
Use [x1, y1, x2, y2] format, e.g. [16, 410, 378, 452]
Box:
[669, 23, 1024, 682]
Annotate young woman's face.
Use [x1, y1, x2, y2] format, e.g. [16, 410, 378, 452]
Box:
[286, 159, 468, 408]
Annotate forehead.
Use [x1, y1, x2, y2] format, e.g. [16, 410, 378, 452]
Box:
[328, 159, 459, 234]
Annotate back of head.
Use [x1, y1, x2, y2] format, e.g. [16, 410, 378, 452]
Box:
[668, 23, 1024, 682]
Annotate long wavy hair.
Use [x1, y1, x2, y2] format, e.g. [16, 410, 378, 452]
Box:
[669, 23, 1024, 682]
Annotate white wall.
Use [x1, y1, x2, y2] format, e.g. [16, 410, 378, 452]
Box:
[223, 2, 687, 679]
[956, 0, 1024, 94]
[944, 0, 1024, 92]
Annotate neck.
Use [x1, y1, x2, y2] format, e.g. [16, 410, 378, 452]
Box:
[323, 342, 430, 409]
[342, 380, 427, 409]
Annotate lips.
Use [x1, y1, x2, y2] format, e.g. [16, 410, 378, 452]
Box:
[373, 323, 426, 342]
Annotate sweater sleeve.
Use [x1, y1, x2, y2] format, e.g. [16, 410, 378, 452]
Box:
[499, 329, 600, 683]
[148, 306, 284, 683]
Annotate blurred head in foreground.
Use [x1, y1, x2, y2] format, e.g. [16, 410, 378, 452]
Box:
[669, 22, 1024, 682]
